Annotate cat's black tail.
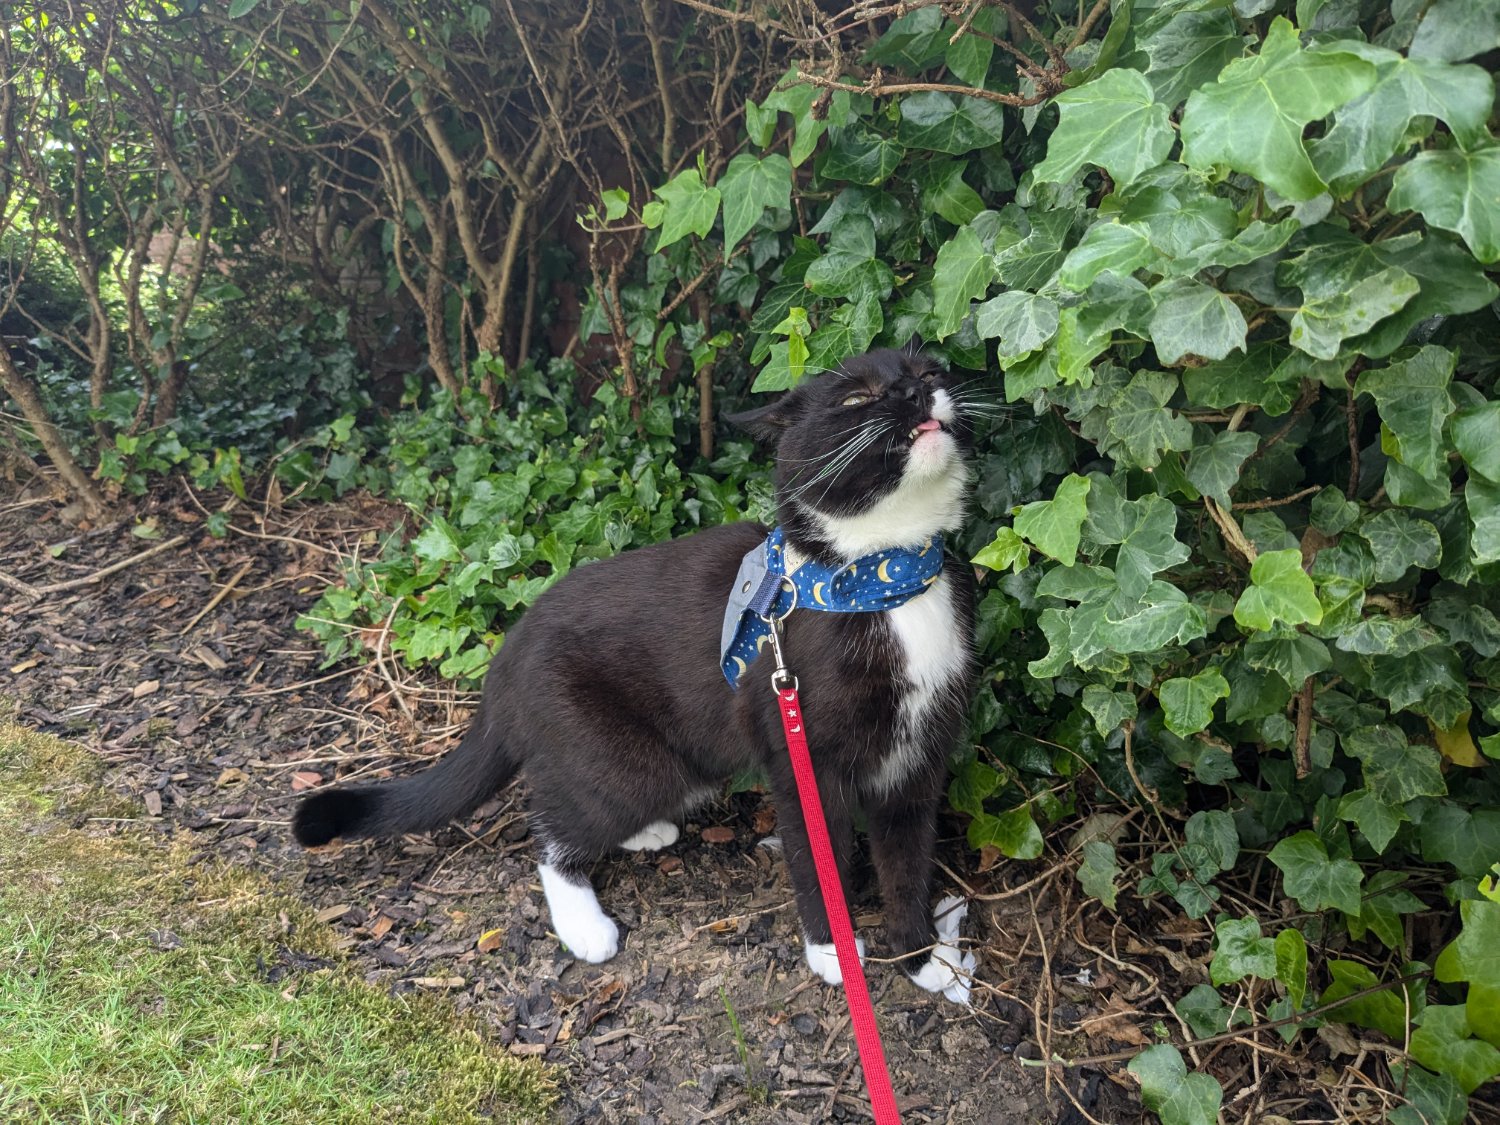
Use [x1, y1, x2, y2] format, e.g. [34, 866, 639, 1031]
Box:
[292, 717, 517, 847]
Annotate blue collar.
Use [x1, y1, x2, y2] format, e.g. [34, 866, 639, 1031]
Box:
[719, 527, 944, 689]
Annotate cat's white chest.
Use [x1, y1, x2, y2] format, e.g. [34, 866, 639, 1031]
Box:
[869, 573, 967, 795]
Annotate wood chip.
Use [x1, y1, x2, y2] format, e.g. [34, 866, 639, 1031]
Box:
[315, 903, 351, 924]
[700, 826, 734, 844]
[9, 658, 42, 674]
[133, 679, 161, 698]
[412, 976, 465, 989]
[188, 645, 227, 671]
[508, 1042, 548, 1056]
[143, 790, 163, 816]
[368, 914, 394, 940]
[476, 928, 504, 953]
[215, 767, 249, 787]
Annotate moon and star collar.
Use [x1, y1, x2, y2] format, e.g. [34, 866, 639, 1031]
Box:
[719, 526, 945, 689]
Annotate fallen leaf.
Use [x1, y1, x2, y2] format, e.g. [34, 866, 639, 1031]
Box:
[476, 928, 505, 953]
[133, 679, 161, 699]
[368, 914, 394, 940]
[215, 767, 249, 787]
[144, 790, 163, 816]
[1077, 996, 1149, 1046]
[316, 904, 351, 924]
[657, 855, 683, 874]
[700, 826, 735, 845]
[977, 844, 1003, 872]
[290, 770, 323, 791]
[752, 806, 777, 834]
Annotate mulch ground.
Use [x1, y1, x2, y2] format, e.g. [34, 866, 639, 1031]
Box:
[1, 479, 1360, 1124]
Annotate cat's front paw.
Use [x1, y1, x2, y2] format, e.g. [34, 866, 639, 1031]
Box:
[619, 820, 680, 851]
[555, 910, 620, 962]
[804, 935, 866, 986]
[908, 895, 977, 1005]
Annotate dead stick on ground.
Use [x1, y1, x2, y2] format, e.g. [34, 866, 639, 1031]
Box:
[0, 533, 192, 600]
[180, 559, 254, 636]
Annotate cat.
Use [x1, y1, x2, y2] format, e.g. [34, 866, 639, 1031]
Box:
[293, 347, 980, 1004]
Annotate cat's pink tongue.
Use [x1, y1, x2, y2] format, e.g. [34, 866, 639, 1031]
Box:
[915, 418, 941, 432]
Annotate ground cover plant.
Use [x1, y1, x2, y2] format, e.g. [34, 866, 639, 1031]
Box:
[0, 716, 554, 1124]
[3, 0, 1500, 1120]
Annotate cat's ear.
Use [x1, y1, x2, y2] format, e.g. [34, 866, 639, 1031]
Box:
[902, 334, 926, 356]
[726, 389, 807, 443]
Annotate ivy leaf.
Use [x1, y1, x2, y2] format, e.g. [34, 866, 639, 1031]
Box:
[1369, 644, 1467, 716]
[804, 216, 895, 305]
[1177, 983, 1253, 1039]
[1059, 222, 1158, 292]
[973, 527, 1030, 573]
[1102, 371, 1193, 470]
[1181, 344, 1298, 415]
[1357, 509, 1443, 583]
[601, 187, 630, 221]
[1077, 840, 1122, 910]
[1149, 279, 1248, 364]
[1469, 475, 1500, 565]
[411, 518, 464, 564]
[1185, 430, 1260, 508]
[992, 207, 1073, 290]
[1014, 473, 1091, 567]
[1389, 146, 1500, 264]
[1356, 346, 1456, 479]
[898, 90, 1006, 155]
[653, 168, 722, 251]
[1180, 18, 1377, 201]
[1245, 628, 1332, 687]
[976, 290, 1059, 361]
[1453, 403, 1500, 482]
[1128, 1045, 1223, 1125]
[1275, 928, 1309, 1009]
[967, 806, 1044, 859]
[1160, 668, 1230, 737]
[1322, 959, 1411, 1040]
[1409, 0, 1500, 64]
[1410, 1006, 1500, 1094]
[1033, 69, 1174, 189]
[1235, 549, 1323, 632]
[945, 23, 994, 87]
[918, 159, 984, 225]
[1136, 7, 1245, 109]
[1421, 804, 1500, 879]
[1269, 830, 1363, 916]
[718, 154, 793, 251]
[1211, 916, 1277, 986]
[1311, 53, 1495, 194]
[931, 223, 996, 340]
[1288, 266, 1421, 360]
[1110, 493, 1190, 598]
[819, 122, 904, 185]
[1082, 684, 1138, 735]
[1343, 726, 1448, 807]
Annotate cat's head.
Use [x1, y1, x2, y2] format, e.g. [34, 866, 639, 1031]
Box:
[728, 348, 976, 561]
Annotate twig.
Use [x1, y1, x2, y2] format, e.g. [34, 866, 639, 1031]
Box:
[1293, 677, 1314, 779]
[1347, 387, 1361, 497]
[1121, 721, 1159, 807]
[179, 558, 254, 636]
[789, 70, 1057, 108]
[0, 533, 191, 600]
[1232, 485, 1321, 512]
[1204, 496, 1258, 567]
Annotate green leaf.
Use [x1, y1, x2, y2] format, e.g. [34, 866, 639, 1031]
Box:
[1014, 473, 1091, 567]
[1311, 486, 1362, 534]
[1453, 403, 1500, 482]
[718, 154, 793, 251]
[1357, 509, 1443, 583]
[1059, 222, 1157, 292]
[1421, 804, 1500, 878]
[1182, 345, 1299, 415]
[1356, 346, 1456, 479]
[973, 527, 1030, 573]
[1235, 550, 1322, 632]
[931, 224, 996, 340]
[967, 806, 1044, 859]
[1136, 7, 1245, 109]
[653, 169, 722, 251]
[804, 216, 895, 305]
[1103, 371, 1193, 470]
[1149, 278, 1249, 365]
[1322, 959, 1412, 1040]
[1112, 493, 1191, 598]
[1289, 267, 1421, 361]
[898, 91, 1006, 155]
[1343, 725, 1447, 806]
[976, 290, 1059, 361]
[411, 519, 463, 564]
[1388, 1063, 1470, 1125]
[1185, 810, 1240, 876]
[1411, 1006, 1500, 1094]
[918, 159, 985, 226]
[1337, 789, 1408, 853]
[1469, 475, 1500, 565]
[1160, 668, 1230, 737]
[1245, 628, 1332, 687]
[1389, 145, 1500, 264]
[1033, 69, 1174, 190]
[601, 187, 630, 222]
[945, 24, 994, 87]
[819, 122, 904, 185]
[1268, 830, 1364, 916]
[1185, 430, 1260, 508]
[1311, 53, 1495, 194]
[1180, 17, 1378, 201]
[1410, 0, 1500, 64]
[1077, 840, 1121, 910]
[1211, 916, 1277, 986]
[1082, 684, 1138, 735]
[1275, 927, 1309, 1009]
[992, 207, 1073, 290]
[1128, 1045, 1222, 1125]
[1177, 984, 1253, 1040]
[228, 0, 262, 15]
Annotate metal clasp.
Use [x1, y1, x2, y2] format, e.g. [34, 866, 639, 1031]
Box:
[759, 576, 798, 693]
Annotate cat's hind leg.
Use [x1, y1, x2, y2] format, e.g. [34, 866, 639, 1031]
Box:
[538, 855, 619, 962]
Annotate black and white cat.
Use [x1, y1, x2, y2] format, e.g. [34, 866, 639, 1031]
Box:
[293, 348, 980, 1003]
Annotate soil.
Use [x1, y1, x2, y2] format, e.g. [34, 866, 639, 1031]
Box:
[0, 485, 1334, 1124]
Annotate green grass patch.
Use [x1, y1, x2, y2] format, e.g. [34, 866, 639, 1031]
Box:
[0, 718, 555, 1124]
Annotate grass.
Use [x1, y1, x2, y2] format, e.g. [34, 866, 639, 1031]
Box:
[0, 716, 555, 1124]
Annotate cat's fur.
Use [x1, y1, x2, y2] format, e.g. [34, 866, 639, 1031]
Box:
[293, 348, 979, 1002]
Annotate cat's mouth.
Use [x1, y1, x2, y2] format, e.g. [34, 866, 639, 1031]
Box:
[906, 417, 946, 443]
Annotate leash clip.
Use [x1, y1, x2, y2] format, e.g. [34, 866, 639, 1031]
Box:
[759, 575, 798, 693]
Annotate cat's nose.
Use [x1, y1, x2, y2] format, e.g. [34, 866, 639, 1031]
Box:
[898, 379, 925, 405]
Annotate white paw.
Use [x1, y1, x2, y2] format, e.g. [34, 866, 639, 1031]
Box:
[619, 820, 680, 851]
[804, 936, 866, 986]
[539, 863, 620, 963]
[909, 895, 977, 1005]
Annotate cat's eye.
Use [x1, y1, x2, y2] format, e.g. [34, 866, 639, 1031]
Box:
[841, 392, 873, 407]
[919, 369, 939, 383]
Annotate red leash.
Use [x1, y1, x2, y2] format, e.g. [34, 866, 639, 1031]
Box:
[767, 619, 902, 1125]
